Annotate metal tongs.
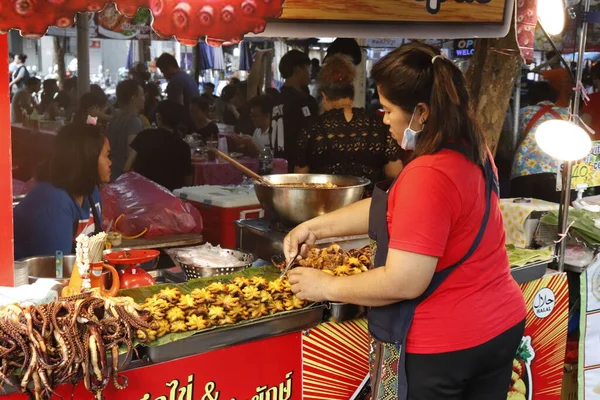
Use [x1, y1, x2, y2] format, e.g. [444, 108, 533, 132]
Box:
[280, 245, 301, 278]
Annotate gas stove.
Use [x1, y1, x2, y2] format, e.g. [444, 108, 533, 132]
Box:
[236, 217, 370, 262]
[236, 218, 291, 262]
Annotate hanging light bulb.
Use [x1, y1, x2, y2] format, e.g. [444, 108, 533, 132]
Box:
[538, 0, 566, 35]
[535, 120, 592, 161]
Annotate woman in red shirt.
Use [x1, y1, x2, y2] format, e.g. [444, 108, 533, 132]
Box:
[284, 42, 526, 399]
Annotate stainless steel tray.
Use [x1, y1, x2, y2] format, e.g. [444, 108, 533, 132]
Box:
[510, 260, 551, 284]
[142, 305, 325, 364]
[326, 302, 366, 323]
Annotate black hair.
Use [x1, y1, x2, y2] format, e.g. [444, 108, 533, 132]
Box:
[528, 81, 559, 104]
[265, 88, 280, 100]
[116, 79, 142, 108]
[26, 77, 41, 88]
[89, 84, 108, 107]
[221, 85, 238, 102]
[156, 53, 179, 72]
[249, 95, 274, 116]
[230, 77, 241, 86]
[156, 100, 187, 133]
[17, 54, 27, 63]
[591, 62, 600, 81]
[279, 50, 310, 79]
[9, 53, 14, 59]
[319, 54, 356, 101]
[326, 39, 362, 66]
[73, 93, 105, 123]
[204, 82, 215, 90]
[63, 77, 77, 92]
[191, 96, 211, 113]
[372, 42, 486, 164]
[39, 123, 106, 197]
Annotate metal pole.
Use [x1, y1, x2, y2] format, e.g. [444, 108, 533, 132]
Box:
[512, 68, 522, 152]
[558, 0, 591, 272]
[76, 12, 90, 99]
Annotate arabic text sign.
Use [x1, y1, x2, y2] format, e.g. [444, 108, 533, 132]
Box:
[279, 0, 506, 23]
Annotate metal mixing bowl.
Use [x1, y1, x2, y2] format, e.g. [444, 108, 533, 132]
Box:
[24, 255, 109, 286]
[25, 255, 77, 286]
[254, 174, 370, 226]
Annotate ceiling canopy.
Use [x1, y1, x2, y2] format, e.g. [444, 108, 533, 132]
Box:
[0, 0, 284, 45]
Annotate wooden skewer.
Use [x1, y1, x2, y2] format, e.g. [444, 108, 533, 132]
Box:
[212, 149, 272, 186]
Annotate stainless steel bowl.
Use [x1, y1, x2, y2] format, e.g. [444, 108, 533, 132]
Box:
[24, 255, 76, 286]
[254, 174, 370, 226]
[24, 255, 109, 286]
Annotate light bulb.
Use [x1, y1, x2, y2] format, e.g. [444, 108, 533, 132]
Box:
[535, 120, 592, 161]
[538, 0, 565, 35]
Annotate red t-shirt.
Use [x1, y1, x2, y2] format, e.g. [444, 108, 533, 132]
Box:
[583, 91, 600, 135]
[387, 149, 526, 354]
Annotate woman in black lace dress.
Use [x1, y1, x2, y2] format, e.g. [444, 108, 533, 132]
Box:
[294, 55, 404, 192]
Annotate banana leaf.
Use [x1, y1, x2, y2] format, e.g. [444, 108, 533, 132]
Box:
[119, 265, 315, 348]
[541, 209, 600, 245]
[506, 244, 553, 267]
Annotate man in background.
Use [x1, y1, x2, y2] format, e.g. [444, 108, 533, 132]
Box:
[271, 50, 318, 171]
[156, 53, 199, 121]
[11, 77, 41, 123]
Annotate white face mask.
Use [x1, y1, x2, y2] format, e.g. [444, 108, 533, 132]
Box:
[402, 109, 424, 151]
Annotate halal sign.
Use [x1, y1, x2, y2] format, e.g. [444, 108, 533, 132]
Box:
[454, 39, 476, 57]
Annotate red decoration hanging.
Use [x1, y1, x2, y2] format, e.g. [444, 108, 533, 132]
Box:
[516, 0, 537, 64]
[148, 0, 285, 46]
[0, 0, 284, 44]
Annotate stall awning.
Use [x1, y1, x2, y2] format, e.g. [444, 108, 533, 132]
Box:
[0, 0, 284, 45]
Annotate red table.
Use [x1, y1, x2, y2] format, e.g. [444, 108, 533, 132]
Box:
[192, 157, 288, 185]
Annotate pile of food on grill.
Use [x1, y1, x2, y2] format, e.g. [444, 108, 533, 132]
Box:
[139, 277, 305, 340]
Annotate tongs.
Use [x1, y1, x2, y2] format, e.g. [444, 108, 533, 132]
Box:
[280, 254, 299, 279]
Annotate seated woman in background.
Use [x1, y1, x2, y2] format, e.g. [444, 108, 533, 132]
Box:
[215, 84, 240, 126]
[295, 55, 405, 191]
[72, 91, 111, 127]
[13, 123, 111, 259]
[124, 100, 192, 191]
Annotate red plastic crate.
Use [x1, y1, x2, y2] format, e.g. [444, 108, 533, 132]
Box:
[175, 186, 263, 249]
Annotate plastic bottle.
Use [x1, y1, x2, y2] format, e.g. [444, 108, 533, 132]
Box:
[259, 145, 274, 175]
[217, 136, 229, 163]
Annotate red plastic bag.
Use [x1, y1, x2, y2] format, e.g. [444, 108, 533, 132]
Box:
[100, 172, 203, 238]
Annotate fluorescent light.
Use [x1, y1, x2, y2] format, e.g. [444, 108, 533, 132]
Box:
[535, 120, 592, 161]
[233, 47, 240, 57]
[538, 0, 565, 35]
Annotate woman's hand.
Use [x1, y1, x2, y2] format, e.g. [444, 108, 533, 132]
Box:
[288, 268, 334, 302]
[283, 223, 318, 261]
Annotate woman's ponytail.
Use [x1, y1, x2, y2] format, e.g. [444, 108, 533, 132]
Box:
[372, 42, 487, 165]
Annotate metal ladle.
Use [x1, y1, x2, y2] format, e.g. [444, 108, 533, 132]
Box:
[212, 149, 272, 187]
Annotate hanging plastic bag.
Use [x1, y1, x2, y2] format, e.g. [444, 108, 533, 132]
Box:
[100, 172, 203, 239]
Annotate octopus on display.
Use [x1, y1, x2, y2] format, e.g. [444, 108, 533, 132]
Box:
[0, 292, 156, 399]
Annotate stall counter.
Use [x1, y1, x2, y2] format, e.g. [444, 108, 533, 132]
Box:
[3, 271, 568, 399]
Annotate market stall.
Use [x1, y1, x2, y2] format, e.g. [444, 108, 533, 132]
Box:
[0, 0, 575, 399]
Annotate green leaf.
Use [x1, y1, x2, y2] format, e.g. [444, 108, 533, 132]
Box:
[118, 266, 314, 348]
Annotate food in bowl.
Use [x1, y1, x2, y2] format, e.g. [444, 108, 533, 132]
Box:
[273, 182, 339, 188]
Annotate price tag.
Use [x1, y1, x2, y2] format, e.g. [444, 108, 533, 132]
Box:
[556, 141, 600, 190]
